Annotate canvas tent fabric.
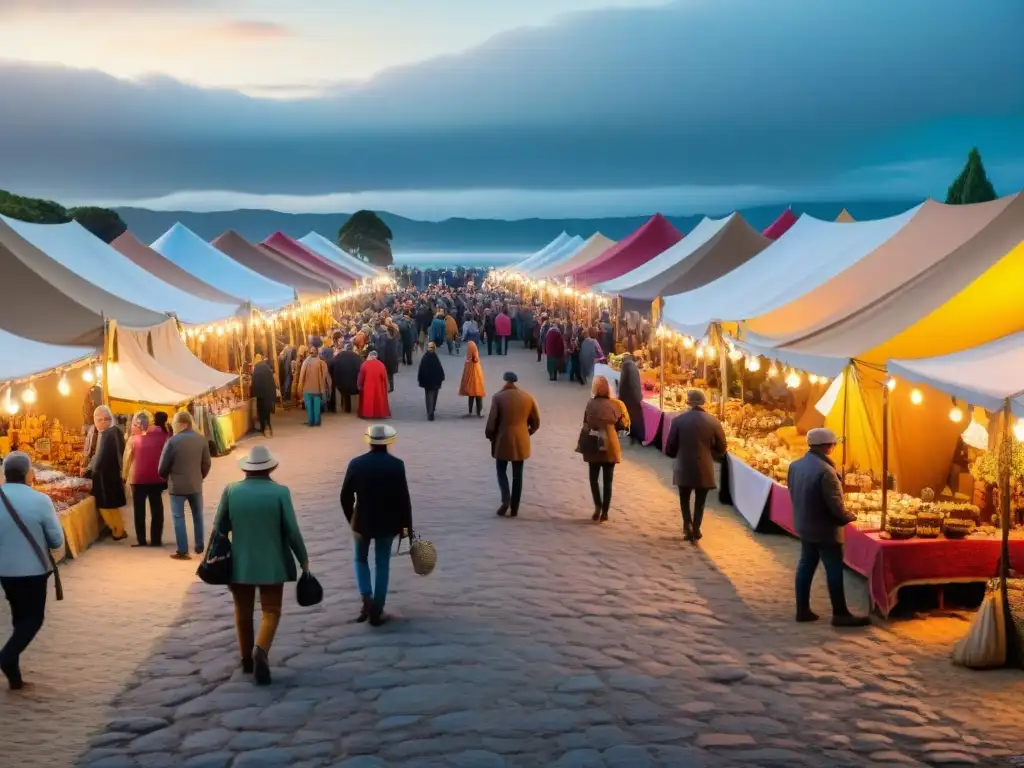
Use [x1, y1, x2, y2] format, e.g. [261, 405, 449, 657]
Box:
[212, 231, 333, 299]
[299, 232, 381, 278]
[152, 223, 296, 310]
[0, 218, 170, 346]
[763, 209, 798, 240]
[1, 216, 239, 327]
[536, 233, 616, 279]
[520, 236, 585, 276]
[595, 214, 771, 302]
[112, 232, 244, 305]
[573, 214, 683, 286]
[508, 233, 573, 273]
[835, 209, 856, 222]
[262, 232, 357, 286]
[0, 330, 94, 383]
[661, 205, 920, 340]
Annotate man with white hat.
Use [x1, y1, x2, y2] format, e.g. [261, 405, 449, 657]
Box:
[788, 427, 869, 627]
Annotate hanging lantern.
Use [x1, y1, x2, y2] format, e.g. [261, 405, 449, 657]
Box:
[57, 373, 71, 397]
[785, 371, 802, 389]
[948, 405, 964, 423]
[82, 367, 95, 383]
[767, 363, 779, 378]
[746, 356, 761, 372]
[909, 388, 923, 405]
[20, 384, 36, 405]
[4, 388, 18, 415]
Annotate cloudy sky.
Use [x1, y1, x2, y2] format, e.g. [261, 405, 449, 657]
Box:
[1, 0, 1022, 219]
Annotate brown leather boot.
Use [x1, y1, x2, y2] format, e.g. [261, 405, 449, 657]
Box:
[356, 595, 373, 623]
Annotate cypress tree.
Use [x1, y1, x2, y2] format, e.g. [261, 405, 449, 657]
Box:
[946, 148, 997, 204]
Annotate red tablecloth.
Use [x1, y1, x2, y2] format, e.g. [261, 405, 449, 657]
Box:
[640, 400, 664, 447]
[768, 483, 796, 535]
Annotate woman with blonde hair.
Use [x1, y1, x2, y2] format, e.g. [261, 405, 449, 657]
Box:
[459, 340, 486, 417]
[86, 405, 129, 540]
[578, 375, 630, 522]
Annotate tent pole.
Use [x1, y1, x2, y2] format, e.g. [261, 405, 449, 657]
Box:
[659, 333, 665, 411]
[1000, 398, 1012, 581]
[841, 365, 850, 481]
[101, 317, 110, 407]
[880, 379, 890, 533]
[718, 328, 727, 421]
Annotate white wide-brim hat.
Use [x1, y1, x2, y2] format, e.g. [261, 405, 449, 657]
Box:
[365, 424, 397, 446]
[238, 444, 279, 472]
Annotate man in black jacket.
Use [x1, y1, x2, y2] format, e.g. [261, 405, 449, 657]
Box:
[330, 343, 362, 414]
[788, 428, 870, 627]
[340, 425, 413, 626]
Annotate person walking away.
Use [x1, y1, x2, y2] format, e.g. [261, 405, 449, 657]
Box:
[154, 410, 172, 435]
[459, 340, 486, 417]
[159, 411, 212, 560]
[494, 307, 511, 355]
[544, 323, 565, 382]
[384, 326, 400, 393]
[618, 354, 645, 444]
[0, 452, 64, 690]
[789, 428, 870, 627]
[86, 405, 129, 541]
[297, 347, 332, 426]
[664, 390, 725, 544]
[579, 329, 604, 387]
[417, 342, 445, 421]
[290, 345, 307, 406]
[251, 354, 277, 436]
[128, 411, 170, 547]
[519, 306, 534, 349]
[429, 311, 447, 353]
[461, 314, 481, 350]
[212, 445, 310, 685]
[340, 424, 413, 626]
[399, 314, 415, 365]
[580, 376, 629, 522]
[485, 372, 540, 518]
[568, 325, 586, 386]
[484, 309, 496, 355]
[331, 342, 363, 414]
[357, 351, 391, 419]
[599, 311, 615, 358]
[445, 312, 459, 355]
[536, 314, 550, 362]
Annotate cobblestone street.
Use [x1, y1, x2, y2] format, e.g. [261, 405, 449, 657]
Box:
[3, 345, 1024, 767]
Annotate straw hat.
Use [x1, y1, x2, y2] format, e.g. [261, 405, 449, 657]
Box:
[365, 424, 397, 446]
[238, 444, 279, 472]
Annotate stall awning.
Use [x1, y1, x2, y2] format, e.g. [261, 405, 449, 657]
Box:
[573, 214, 683, 287]
[212, 230, 333, 298]
[262, 232, 358, 286]
[519, 236, 585, 277]
[507, 233, 573, 272]
[298, 232, 381, 278]
[112, 232, 244, 305]
[537, 233, 616, 279]
[0, 330, 94, 383]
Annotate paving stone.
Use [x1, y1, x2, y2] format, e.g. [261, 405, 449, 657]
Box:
[603, 745, 654, 767]
[182, 754, 234, 768]
[333, 759, 388, 768]
[556, 674, 604, 693]
[228, 731, 286, 750]
[450, 750, 505, 767]
[695, 733, 757, 748]
[232, 748, 294, 767]
[107, 716, 170, 735]
[555, 749, 605, 767]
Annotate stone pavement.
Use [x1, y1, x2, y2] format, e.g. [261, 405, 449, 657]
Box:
[2, 344, 1023, 767]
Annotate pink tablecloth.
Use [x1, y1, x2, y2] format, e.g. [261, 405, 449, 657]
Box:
[640, 400, 664, 447]
[661, 410, 685, 453]
[767, 484, 796, 535]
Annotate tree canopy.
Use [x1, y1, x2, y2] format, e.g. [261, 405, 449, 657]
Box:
[338, 210, 394, 267]
[69, 206, 128, 243]
[945, 147, 997, 205]
[0, 189, 71, 224]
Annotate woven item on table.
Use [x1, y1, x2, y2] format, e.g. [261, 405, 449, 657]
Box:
[943, 518, 975, 539]
[409, 534, 437, 577]
[916, 508, 943, 539]
[886, 511, 917, 540]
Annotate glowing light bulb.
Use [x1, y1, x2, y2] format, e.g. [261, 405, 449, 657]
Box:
[885, 377, 896, 392]
[94, 365, 102, 381]
[216, 325, 225, 337]
[682, 336, 694, 349]
[786, 371, 801, 389]
[706, 346, 717, 360]
[696, 345, 705, 359]
[747, 356, 761, 372]
[82, 368, 95, 383]
[4, 388, 18, 415]
[20, 385, 36, 405]
[909, 388, 923, 405]
[198, 333, 207, 343]
[949, 406, 964, 423]
[57, 374, 70, 397]
[1015, 420, 1024, 442]
[728, 348, 743, 362]
[768, 363, 779, 378]
[808, 374, 819, 385]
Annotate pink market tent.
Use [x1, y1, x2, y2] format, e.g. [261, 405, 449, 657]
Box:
[212, 231, 333, 300]
[262, 232, 357, 287]
[573, 214, 683, 287]
[763, 208, 798, 240]
[112, 232, 244, 305]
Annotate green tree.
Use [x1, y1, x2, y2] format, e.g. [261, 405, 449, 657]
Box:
[68, 206, 127, 243]
[946, 147, 997, 205]
[0, 189, 71, 223]
[338, 210, 394, 267]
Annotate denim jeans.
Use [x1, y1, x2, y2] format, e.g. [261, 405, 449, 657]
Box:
[303, 393, 322, 426]
[170, 492, 204, 554]
[795, 542, 851, 617]
[0, 574, 48, 685]
[354, 536, 396, 612]
[496, 459, 524, 512]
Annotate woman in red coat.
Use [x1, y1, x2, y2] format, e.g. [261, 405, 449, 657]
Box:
[357, 351, 391, 419]
[544, 325, 565, 382]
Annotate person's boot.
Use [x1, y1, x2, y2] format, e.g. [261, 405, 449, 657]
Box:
[795, 608, 820, 623]
[832, 613, 871, 627]
[369, 606, 391, 627]
[497, 502, 509, 517]
[599, 510, 609, 523]
[356, 595, 373, 623]
[252, 646, 272, 686]
[591, 504, 601, 521]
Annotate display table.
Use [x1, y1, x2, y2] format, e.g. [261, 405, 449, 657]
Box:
[58, 497, 100, 559]
[726, 454, 774, 529]
[211, 400, 254, 456]
[640, 400, 665, 447]
[594, 363, 620, 396]
[767, 483, 797, 536]
[660, 409, 686, 453]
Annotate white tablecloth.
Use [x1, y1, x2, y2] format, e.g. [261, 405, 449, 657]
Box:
[595, 363, 621, 396]
[727, 453, 773, 529]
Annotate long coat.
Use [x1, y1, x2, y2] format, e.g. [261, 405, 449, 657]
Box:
[579, 338, 603, 380]
[251, 360, 277, 411]
[485, 384, 541, 461]
[665, 406, 726, 489]
[445, 315, 458, 341]
[214, 477, 308, 584]
[581, 396, 630, 464]
[340, 450, 413, 539]
[429, 317, 447, 345]
[89, 426, 127, 509]
[384, 335, 401, 375]
[331, 350, 363, 395]
[459, 341, 486, 397]
[618, 359, 645, 442]
[417, 350, 446, 390]
[787, 450, 855, 544]
[357, 358, 391, 418]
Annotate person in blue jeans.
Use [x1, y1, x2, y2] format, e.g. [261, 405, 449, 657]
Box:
[158, 411, 211, 560]
[340, 424, 413, 626]
[297, 348, 331, 427]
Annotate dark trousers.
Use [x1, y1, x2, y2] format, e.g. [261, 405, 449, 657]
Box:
[387, 372, 394, 393]
[496, 460, 524, 512]
[403, 344, 414, 365]
[570, 352, 584, 385]
[131, 483, 165, 545]
[796, 542, 851, 617]
[337, 390, 353, 414]
[678, 487, 709, 537]
[467, 396, 483, 416]
[495, 336, 507, 355]
[424, 389, 439, 420]
[0, 574, 49, 685]
[487, 336, 494, 355]
[588, 462, 615, 514]
[536, 343, 543, 362]
[256, 400, 272, 433]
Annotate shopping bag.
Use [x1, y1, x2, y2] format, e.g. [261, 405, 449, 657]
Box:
[951, 588, 1006, 669]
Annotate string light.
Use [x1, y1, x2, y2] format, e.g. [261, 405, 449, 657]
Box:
[57, 373, 71, 397]
[909, 388, 923, 405]
[949, 406, 964, 423]
[808, 373, 819, 385]
[1014, 419, 1024, 442]
[767, 363, 779, 378]
[82, 368, 95, 383]
[706, 345, 717, 360]
[682, 336, 694, 349]
[785, 371, 802, 389]
[728, 348, 743, 362]
[20, 384, 36, 405]
[695, 344, 705, 359]
[885, 377, 896, 392]
[94, 365, 103, 381]
[4, 388, 18, 416]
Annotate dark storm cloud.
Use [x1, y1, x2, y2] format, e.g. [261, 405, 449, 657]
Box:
[1, 0, 1022, 201]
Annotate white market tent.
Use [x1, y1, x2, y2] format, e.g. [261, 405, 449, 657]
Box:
[535, 233, 617, 279]
[661, 205, 921, 340]
[152, 223, 296, 310]
[0, 330, 94, 383]
[0, 216, 241, 327]
[507, 232, 574, 273]
[520, 235, 586, 276]
[299, 232, 381, 279]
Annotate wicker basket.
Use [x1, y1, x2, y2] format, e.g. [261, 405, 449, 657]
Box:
[408, 533, 437, 576]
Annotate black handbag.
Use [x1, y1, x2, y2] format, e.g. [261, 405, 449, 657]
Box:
[197, 492, 232, 585]
[575, 426, 602, 454]
[296, 572, 323, 606]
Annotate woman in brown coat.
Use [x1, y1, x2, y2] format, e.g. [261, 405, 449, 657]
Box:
[579, 376, 630, 522]
[459, 340, 486, 417]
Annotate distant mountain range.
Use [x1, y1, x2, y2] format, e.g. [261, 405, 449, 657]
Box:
[115, 200, 922, 256]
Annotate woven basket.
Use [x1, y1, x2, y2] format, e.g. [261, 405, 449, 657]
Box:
[409, 535, 437, 577]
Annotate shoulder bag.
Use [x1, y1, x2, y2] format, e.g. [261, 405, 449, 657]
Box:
[197, 489, 233, 585]
[0, 487, 63, 601]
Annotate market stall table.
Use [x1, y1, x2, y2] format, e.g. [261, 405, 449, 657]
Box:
[640, 400, 665, 447]
[594, 363, 620, 396]
[208, 400, 254, 456]
[725, 453, 775, 529]
[58, 496, 100, 559]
